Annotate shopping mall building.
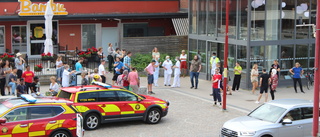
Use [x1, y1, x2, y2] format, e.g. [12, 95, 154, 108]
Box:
[0, 0, 187, 58]
[188, 0, 317, 88]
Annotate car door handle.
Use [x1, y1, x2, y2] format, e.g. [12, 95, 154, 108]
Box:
[49, 121, 57, 124]
[20, 124, 28, 127]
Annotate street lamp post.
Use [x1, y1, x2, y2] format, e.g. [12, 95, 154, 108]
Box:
[222, 0, 230, 110]
[312, 0, 320, 136]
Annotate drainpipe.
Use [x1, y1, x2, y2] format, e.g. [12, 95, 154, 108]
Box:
[114, 18, 122, 49]
[312, 0, 320, 136]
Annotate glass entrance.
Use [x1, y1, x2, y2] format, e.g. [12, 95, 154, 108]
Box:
[207, 41, 224, 79]
[28, 21, 58, 56]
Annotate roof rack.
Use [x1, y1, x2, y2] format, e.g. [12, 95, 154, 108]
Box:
[92, 82, 112, 88]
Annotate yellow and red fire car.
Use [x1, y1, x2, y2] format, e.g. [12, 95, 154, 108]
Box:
[56, 82, 170, 130]
[0, 95, 84, 137]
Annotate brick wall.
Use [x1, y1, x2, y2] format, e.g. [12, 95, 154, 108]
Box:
[122, 36, 188, 56]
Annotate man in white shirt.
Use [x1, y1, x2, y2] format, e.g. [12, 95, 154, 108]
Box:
[62, 65, 76, 87]
[99, 60, 108, 83]
[171, 56, 181, 88]
[210, 52, 220, 76]
[162, 56, 173, 86]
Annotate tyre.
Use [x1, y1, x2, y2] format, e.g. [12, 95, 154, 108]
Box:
[51, 130, 70, 137]
[261, 135, 272, 137]
[84, 113, 100, 130]
[306, 77, 310, 90]
[146, 108, 162, 124]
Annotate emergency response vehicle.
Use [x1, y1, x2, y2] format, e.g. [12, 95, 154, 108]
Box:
[56, 82, 170, 130]
[0, 94, 84, 137]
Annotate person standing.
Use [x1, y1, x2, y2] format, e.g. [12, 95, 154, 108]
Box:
[99, 60, 108, 83]
[251, 64, 259, 94]
[15, 53, 25, 78]
[75, 57, 84, 72]
[180, 50, 187, 78]
[256, 69, 270, 104]
[22, 65, 34, 94]
[128, 67, 140, 93]
[162, 56, 173, 86]
[49, 76, 60, 96]
[232, 62, 242, 91]
[270, 60, 280, 76]
[62, 65, 76, 87]
[210, 52, 220, 76]
[0, 59, 6, 96]
[190, 55, 201, 89]
[118, 70, 130, 90]
[152, 47, 160, 60]
[120, 49, 127, 62]
[2, 60, 11, 95]
[212, 68, 222, 106]
[124, 51, 132, 72]
[16, 78, 26, 97]
[8, 67, 18, 96]
[171, 56, 181, 88]
[270, 69, 278, 100]
[107, 43, 115, 72]
[289, 62, 305, 93]
[81, 72, 89, 86]
[56, 56, 63, 84]
[112, 57, 124, 85]
[153, 57, 161, 87]
[145, 60, 156, 94]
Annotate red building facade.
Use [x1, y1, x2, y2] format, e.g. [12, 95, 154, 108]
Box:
[0, 0, 187, 57]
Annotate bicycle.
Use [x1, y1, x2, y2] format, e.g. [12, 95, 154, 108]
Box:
[305, 69, 314, 90]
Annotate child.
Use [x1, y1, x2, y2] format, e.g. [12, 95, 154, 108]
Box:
[91, 74, 101, 84]
[81, 72, 88, 86]
[212, 68, 222, 106]
[16, 78, 26, 97]
[171, 56, 181, 88]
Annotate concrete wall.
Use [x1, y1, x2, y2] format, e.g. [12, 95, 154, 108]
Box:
[122, 35, 188, 56]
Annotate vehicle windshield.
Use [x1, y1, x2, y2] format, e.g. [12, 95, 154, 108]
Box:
[0, 103, 10, 114]
[248, 103, 287, 123]
[57, 90, 72, 100]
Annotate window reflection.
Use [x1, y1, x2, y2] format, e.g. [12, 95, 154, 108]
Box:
[189, 0, 197, 34]
[207, 0, 216, 36]
[12, 26, 27, 53]
[296, 0, 310, 39]
[198, 0, 206, 35]
[281, 0, 295, 39]
[0, 26, 4, 53]
[198, 40, 206, 73]
[280, 45, 294, 71]
[251, 0, 265, 41]
[250, 46, 264, 70]
[295, 44, 308, 68]
[238, 0, 248, 40]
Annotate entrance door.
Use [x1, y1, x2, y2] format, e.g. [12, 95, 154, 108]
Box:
[101, 27, 119, 55]
[207, 41, 224, 80]
[27, 21, 58, 57]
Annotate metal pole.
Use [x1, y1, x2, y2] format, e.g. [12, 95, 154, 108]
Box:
[312, 0, 320, 136]
[222, 0, 229, 110]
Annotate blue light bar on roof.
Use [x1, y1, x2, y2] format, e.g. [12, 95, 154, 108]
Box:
[92, 82, 112, 88]
[21, 94, 37, 103]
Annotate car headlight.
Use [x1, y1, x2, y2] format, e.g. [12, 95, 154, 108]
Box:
[240, 131, 256, 136]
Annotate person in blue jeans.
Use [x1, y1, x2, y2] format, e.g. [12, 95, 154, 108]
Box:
[289, 62, 305, 93]
[8, 67, 18, 96]
[190, 55, 201, 89]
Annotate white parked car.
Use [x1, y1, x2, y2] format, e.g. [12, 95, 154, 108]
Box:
[221, 99, 317, 137]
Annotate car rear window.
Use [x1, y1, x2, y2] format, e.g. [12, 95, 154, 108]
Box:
[57, 90, 72, 100]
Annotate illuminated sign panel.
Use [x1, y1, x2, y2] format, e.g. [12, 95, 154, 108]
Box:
[18, 0, 68, 16]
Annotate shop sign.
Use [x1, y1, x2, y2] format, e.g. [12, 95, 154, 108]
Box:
[34, 27, 44, 38]
[18, 0, 68, 16]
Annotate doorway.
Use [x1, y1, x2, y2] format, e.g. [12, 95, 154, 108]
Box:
[207, 41, 224, 80]
[27, 21, 58, 57]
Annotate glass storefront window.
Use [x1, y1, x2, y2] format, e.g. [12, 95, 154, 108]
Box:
[198, 0, 206, 35]
[296, 0, 310, 39]
[280, 45, 294, 71]
[250, 46, 264, 69]
[217, 0, 225, 37]
[228, 0, 237, 39]
[189, 39, 197, 61]
[198, 40, 206, 73]
[12, 26, 27, 53]
[311, 0, 316, 30]
[207, 0, 216, 36]
[251, 0, 265, 41]
[238, 0, 248, 40]
[281, 0, 295, 39]
[189, 0, 197, 34]
[265, 45, 279, 68]
[237, 45, 247, 73]
[0, 26, 4, 53]
[265, 0, 280, 40]
[82, 24, 96, 50]
[228, 44, 236, 68]
[309, 44, 315, 68]
[295, 44, 308, 68]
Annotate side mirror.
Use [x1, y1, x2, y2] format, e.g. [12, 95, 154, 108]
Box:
[0, 118, 6, 124]
[138, 97, 144, 102]
[282, 119, 292, 125]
